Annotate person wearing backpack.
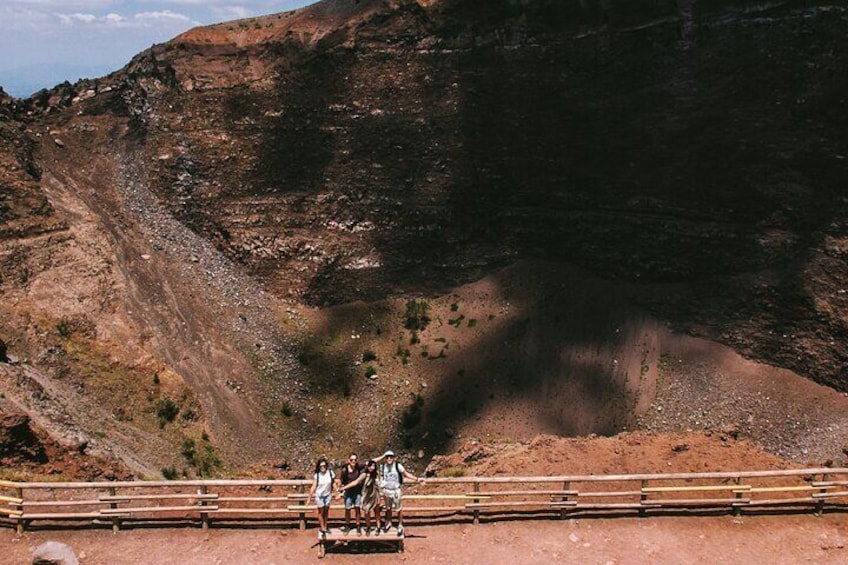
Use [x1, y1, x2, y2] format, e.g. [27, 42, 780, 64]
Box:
[308, 456, 336, 538]
[375, 450, 422, 536]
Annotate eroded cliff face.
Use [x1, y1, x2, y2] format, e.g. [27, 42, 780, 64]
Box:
[1, 0, 848, 474]
[134, 0, 848, 386]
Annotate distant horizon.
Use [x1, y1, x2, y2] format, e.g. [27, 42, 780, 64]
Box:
[2, 0, 314, 99]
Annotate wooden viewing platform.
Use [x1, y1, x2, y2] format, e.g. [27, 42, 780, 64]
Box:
[318, 526, 404, 557]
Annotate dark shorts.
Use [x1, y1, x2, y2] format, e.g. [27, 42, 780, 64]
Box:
[344, 492, 363, 509]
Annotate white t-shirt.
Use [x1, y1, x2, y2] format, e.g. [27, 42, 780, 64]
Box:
[315, 470, 334, 497]
[381, 461, 405, 491]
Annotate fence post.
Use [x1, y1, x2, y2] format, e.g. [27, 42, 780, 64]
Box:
[816, 473, 829, 517]
[199, 485, 210, 530]
[639, 480, 648, 517]
[15, 486, 25, 535]
[109, 487, 121, 533]
[733, 477, 743, 517]
[297, 484, 306, 530]
[560, 481, 571, 520]
[473, 481, 480, 526]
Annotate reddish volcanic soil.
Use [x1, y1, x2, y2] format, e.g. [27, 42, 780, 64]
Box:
[2, 512, 847, 564]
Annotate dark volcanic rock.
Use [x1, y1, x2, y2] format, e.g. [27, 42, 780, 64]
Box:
[0, 413, 48, 463]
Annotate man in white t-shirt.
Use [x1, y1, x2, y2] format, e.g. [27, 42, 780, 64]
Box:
[374, 450, 421, 537]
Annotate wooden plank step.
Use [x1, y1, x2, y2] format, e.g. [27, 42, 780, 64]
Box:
[0, 495, 23, 504]
[322, 528, 404, 542]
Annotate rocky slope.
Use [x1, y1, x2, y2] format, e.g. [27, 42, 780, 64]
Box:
[1, 0, 847, 476]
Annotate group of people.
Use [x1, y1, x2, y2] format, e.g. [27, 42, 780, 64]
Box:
[308, 450, 422, 538]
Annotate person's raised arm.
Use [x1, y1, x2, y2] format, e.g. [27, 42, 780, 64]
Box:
[338, 472, 366, 493]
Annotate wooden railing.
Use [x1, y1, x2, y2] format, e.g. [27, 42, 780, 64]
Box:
[2, 468, 847, 533]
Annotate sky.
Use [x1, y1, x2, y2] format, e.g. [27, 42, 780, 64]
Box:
[0, 0, 315, 97]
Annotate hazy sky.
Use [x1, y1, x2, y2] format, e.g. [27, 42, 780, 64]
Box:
[1, 0, 314, 97]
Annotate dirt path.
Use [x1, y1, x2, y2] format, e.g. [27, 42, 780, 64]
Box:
[3, 513, 847, 564]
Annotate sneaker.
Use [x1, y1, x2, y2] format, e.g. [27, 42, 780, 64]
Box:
[397, 526, 404, 537]
[365, 527, 371, 536]
[382, 523, 391, 533]
[357, 527, 363, 536]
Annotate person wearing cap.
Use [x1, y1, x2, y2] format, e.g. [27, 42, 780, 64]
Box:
[373, 450, 421, 537]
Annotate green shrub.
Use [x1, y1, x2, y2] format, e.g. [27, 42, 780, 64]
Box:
[467, 318, 477, 328]
[282, 402, 293, 417]
[448, 315, 465, 327]
[57, 320, 72, 339]
[362, 349, 377, 362]
[156, 399, 180, 428]
[364, 366, 377, 378]
[161, 467, 178, 480]
[442, 467, 466, 477]
[450, 302, 459, 312]
[404, 300, 431, 331]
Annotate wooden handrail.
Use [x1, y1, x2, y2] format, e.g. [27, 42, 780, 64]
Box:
[1, 467, 846, 533]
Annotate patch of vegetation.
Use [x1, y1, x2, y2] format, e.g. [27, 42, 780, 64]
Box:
[364, 365, 377, 378]
[467, 318, 477, 328]
[441, 467, 466, 477]
[409, 332, 420, 345]
[156, 398, 180, 428]
[56, 320, 72, 339]
[448, 315, 465, 327]
[161, 466, 179, 480]
[404, 300, 431, 331]
[362, 349, 377, 362]
[450, 302, 459, 312]
[282, 402, 293, 418]
[434, 337, 447, 343]
[181, 438, 221, 477]
[395, 345, 411, 365]
[152, 373, 160, 386]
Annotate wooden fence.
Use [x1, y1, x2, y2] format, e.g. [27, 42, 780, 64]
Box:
[2, 467, 847, 533]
